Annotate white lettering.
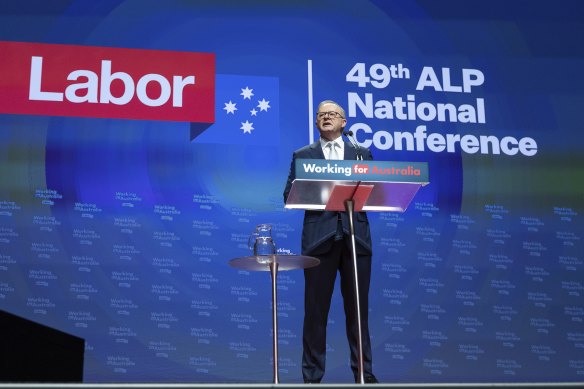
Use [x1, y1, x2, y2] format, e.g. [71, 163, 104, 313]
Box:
[172, 75, 195, 107]
[500, 136, 519, 156]
[302, 163, 351, 176]
[348, 123, 538, 156]
[65, 70, 98, 103]
[416, 67, 442, 92]
[416, 67, 484, 93]
[441, 67, 463, 93]
[302, 163, 316, 173]
[136, 74, 171, 107]
[348, 92, 373, 118]
[519, 137, 538, 157]
[347, 92, 485, 124]
[349, 122, 373, 149]
[480, 136, 500, 154]
[460, 134, 480, 154]
[29, 56, 63, 101]
[100, 60, 134, 105]
[28, 56, 195, 108]
[427, 133, 446, 152]
[373, 130, 393, 150]
[462, 69, 484, 93]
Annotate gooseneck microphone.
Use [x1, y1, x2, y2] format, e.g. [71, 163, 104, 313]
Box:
[343, 130, 363, 160]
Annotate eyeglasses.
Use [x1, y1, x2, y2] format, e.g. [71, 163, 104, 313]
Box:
[316, 111, 344, 119]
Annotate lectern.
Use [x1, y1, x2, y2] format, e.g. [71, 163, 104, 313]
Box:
[285, 159, 429, 384]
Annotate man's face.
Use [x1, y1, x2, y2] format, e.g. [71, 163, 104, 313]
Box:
[316, 103, 347, 141]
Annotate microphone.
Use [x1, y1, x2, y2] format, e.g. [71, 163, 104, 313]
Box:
[343, 130, 363, 160]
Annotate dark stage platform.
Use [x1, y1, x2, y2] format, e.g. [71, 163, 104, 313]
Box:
[0, 383, 583, 389]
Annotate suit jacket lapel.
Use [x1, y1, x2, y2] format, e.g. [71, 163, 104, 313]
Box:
[344, 141, 357, 160]
[307, 140, 325, 159]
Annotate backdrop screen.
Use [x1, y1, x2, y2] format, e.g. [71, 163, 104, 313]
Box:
[0, 0, 583, 383]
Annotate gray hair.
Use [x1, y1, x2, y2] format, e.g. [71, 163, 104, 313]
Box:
[317, 100, 346, 119]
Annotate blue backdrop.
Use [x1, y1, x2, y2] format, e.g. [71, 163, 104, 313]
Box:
[0, 0, 583, 383]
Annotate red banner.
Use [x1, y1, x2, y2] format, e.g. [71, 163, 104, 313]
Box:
[0, 41, 215, 123]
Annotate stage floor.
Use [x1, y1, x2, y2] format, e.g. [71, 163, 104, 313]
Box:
[0, 382, 583, 389]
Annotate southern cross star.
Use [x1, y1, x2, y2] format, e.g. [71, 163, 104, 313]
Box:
[223, 100, 237, 114]
[257, 98, 270, 112]
[240, 87, 254, 100]
[241, 120, 254, 134]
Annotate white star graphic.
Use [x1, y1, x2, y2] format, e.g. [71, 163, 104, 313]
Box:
[250, 108, 258, 116]
[240, 87, 254, 100]
[223, 101, 237, 114]
[257, 98, 270, 112]
[241, 120, 254, 134]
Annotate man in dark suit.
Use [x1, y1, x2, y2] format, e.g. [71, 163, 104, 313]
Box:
[283, 100, 378, 384]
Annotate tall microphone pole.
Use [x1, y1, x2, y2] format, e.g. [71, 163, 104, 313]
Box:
[343, 129, 366, 383]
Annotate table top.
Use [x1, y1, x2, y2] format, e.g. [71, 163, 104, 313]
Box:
[229, 255, 320, 272]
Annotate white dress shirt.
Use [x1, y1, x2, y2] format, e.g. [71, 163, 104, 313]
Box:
[320, 137, 344, 160]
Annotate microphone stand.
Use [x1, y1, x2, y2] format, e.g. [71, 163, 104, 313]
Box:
[343, 131, 363, 160]
[345, 196, 365, 384]
[342, 132, 366, 383]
